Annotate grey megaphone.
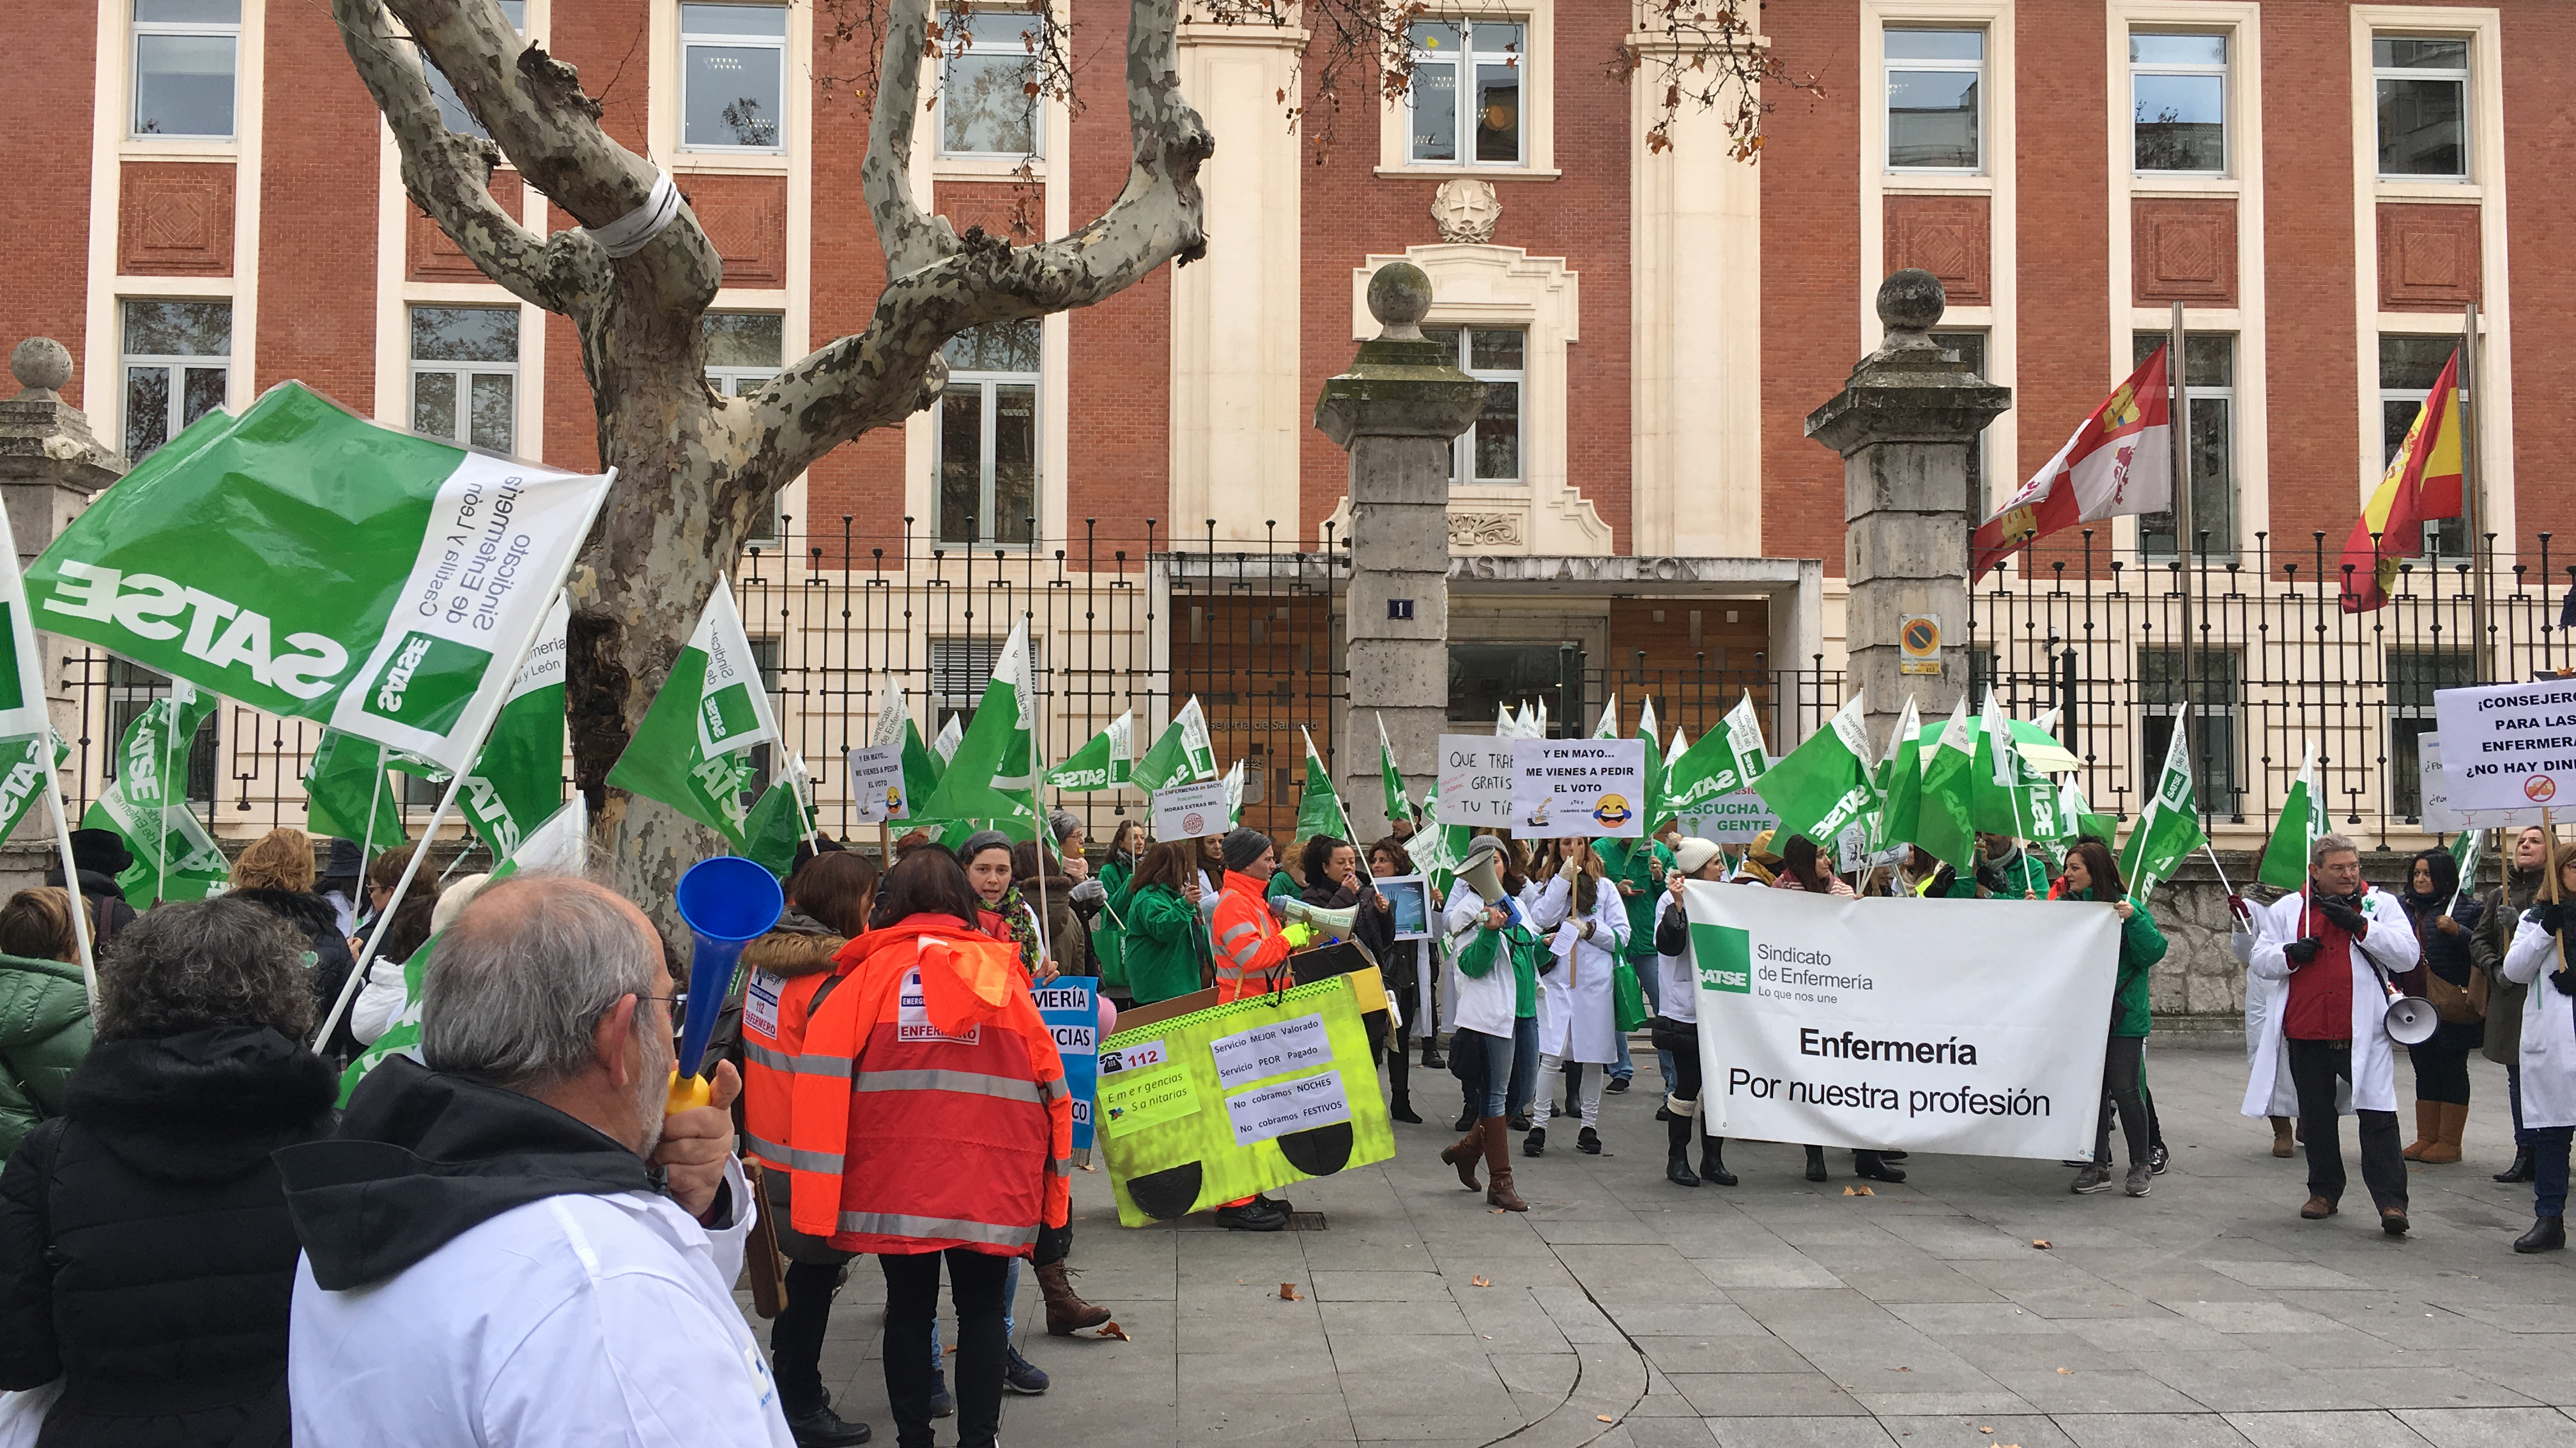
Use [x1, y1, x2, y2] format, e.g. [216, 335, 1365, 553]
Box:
[2383, 992, 2439, 1046]
[1460, 849, 1506, 907]
[1278, 896, 1360, 934]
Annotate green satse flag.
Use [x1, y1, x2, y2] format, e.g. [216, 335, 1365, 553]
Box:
[1376, 712, 1415, 826]
[870, 688, 944, 812]
[1223, 759, 1246, 827]
[111, 684, 220, 896]
[604, 573, 781, 847]
[1754, 691, 1878, 847]
[2119, 725, 2207, 904]
[916, 617, 1039, 842]
[1911, 697, 1979, 873]
[1666, 692, 1770, 814]
[0, 490, 66, 847]
[29, 381, 610, 774]
[83, 785, 227, 903]
[931, 714, 961, 766]
[0, 732, 69, 847]
[2448, 828, 2483, 916]
[2256, 744, 2320, 890]
[1133, 697, 1216, 794]
[2060, 776, 2119, 852]
[1875, 697, 1927, 850]
[338, 796, 589, 1103]
[1636, 698, 1665, 830]
[1968, 690, 2027, 836]
[452, 591, 567, 858]
[1292, 727, 1352, 845]
[740, 753, 813, 879]
[1048, 711, 1133, 792]
[303, 729, 408, 851]
[1591, 693, 1620, 741]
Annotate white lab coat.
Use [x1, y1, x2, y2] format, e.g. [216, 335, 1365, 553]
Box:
[288, 1158, 794, 1448]
[2234, 916, 2312, 1118]
[1540, 888, 1630, 1065]
[1521, 876, 1572, 1048]
[1654, 891, 1696, 1027]
[2501, 916, 2576, 1129]
[1444, 879, 1526, 1040]
[2242, 886, 2418, 1117]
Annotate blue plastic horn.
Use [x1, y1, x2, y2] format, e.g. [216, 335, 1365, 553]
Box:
[667, 855, 784, 1111]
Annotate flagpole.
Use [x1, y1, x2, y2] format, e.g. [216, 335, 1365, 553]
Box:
[310, 465, 617, 1054]
[2460, 302, 2487, 682]
[155, 697, 174, 904]
[2169, 302, 2204, 839]
[41, 763, 96, 1013]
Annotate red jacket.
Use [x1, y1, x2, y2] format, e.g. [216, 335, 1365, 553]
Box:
[1211, 870, 1293, 1001]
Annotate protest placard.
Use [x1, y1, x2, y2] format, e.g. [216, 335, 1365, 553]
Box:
[1436, 735, 1517, 828]
[1508, 737, 1646, 838]
[845, 741, 911, 822]
[1150, 777, 1230, 840]
[2433, 680, 2576, 813]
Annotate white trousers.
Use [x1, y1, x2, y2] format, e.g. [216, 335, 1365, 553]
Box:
[1535, 1053, 1604, 1131]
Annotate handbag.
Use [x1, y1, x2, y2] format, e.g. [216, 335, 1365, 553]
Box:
[1611, 959, 1650, 1034]
[2424, 967, 2481, 1026]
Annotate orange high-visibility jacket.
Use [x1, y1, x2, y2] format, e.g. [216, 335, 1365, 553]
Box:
[1211, 870, 1293, 1002]
[737, 927, 854, 1190]
[783, 915, 1071, 1255]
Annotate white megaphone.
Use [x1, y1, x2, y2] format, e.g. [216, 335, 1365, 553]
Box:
[2383, 989, 2439, 1046]
[1460, 846, 1506, 907]
[1278, 896, 1360, 935]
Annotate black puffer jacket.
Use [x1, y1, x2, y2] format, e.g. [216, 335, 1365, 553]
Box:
[0, 1026, 337, 1447]
[229, 889, 359, 1062]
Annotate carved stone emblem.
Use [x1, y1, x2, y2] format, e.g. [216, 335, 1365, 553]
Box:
[1430, 179, 1501, 245]
[1448, 511, 1522, 547]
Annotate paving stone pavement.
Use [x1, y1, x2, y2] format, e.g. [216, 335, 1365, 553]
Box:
[747, 1038, 2576, 1447]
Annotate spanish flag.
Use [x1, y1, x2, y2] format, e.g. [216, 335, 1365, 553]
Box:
[1971, 346, 2172, 580]
[2339, 347, 2462, 613]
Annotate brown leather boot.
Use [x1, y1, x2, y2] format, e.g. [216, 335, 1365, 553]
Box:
[1480, 1117, 1527, 1212]
[2271, 1117, 2294, 1158]
[1037, 1261, 1112, 1336]
[1440, 1120, 1485, 1190]
[2402, 1100, 2438, 1160]
[2421, 1102, 2467, 1165]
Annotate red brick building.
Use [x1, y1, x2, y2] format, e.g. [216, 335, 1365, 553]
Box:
[5, 1, 2565, 840]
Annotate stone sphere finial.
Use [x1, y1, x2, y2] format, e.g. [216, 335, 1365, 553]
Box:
[1876, 270, 1946, 337]
[1366, 262, 1434, 340]
[12, 338, 72, 396]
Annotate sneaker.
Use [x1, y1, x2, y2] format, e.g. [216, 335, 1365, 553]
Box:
[2123, 1163, 2152, 1198]
[2071, 1164, 2113, 1194]
[1577, 1126, 1602, 1155]
[2149, 1142, 2170, 1175]
[1004, 1346, 1050, 1395]
[1605, 1075, 1631, 1094]
[1213, 1199, 1289, 1232]
[1522, 1127, 1546, 1157]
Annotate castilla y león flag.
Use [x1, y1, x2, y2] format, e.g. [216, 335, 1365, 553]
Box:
[1970, 345, 2172, 580]
[2339, 346, 2462, 614]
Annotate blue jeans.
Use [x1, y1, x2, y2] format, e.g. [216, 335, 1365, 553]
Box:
[2536, 1126, 2574, 1218]
[1457, 1027, 1516, 1119]
[1510, 1015, 1541, 1120]
[2508, 1063, 2536, 1148]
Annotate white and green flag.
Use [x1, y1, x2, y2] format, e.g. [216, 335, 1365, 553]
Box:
[0, 732, 70, 849]
[1910, 697, 1980, 872]
[452, 591, 567, 858]
[337, 796, 588, 1103]
[1666, 692, 1770, 814]
[916, 617, 1039, 840]
[302, 728, 411, 852]
[103, 684, 221, 900]
[1222, 759, 1247, 828]
[1376, 713, 1415, 828]
[872, 686, 944, 808]
[2119, 725, 2207, 904]
[1754, 691, 1878, 847]
[1132, 697, 1216, 794]
[30, 382, 610, 773]
[2448, 828, 2483, 916]
[1872, 696, 1926, 852]
[1590, 693, 1620, 741]
[0, 493, 61, 848]
[1292, 727, 1352, 844]
[84, 778, 229, 904]
[931, 714, 962, 765]
[604, 574, 781, 847]
[1968, 690, 2028, 836]
[1047, 711, 1133, 792]
[2256, 742, 2321, 890]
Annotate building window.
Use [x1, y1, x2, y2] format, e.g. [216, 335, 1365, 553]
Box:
[121, 300, 230, 463]
[929, 634, 1041, 730]
[2130, 32, 2225, 174]
[425, 0, 527, 139]
[2379, 335, 2468, 560]
[2139, 647, 2239, 817]
[1884, 29, 1982, 173]
[1932, 330, 1990, 514]
[1406, 19, 1523, 166]
[940, 11, 1042, 157]
[132, 0, 239, 139]
[104, 660, 217, 804]
[1421, 326, 1522, 486]
[705, 312, 784, 542]
[744, 636, 782, 798]
[681, 3, 786, 151]
[2388, 649, 2474, 818]
[2133, 330, 2235, 561]
[2374, 35, 2467, 180]
[935, 321, 1039, 547]
[410, 305, 519, 452]
[1448, 643, 1559, 725]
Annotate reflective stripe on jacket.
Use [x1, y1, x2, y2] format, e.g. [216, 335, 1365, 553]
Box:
[1211, 870, 1292, 1002]
[785, 916, 1070, 1256]
[737, 928, 854, 1201]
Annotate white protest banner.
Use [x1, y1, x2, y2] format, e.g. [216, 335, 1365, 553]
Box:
[2418, 734, 2545, 831]
[1151, 777, 1230, 840]
[1436, 734, 1517, 828]
[2434, 680, 2576, 813]
[1686, 883, 2120, 1160]
[1681, 762, 1782, 843]
[846, 741, 912, 822]
[1509, 737, 1646, 838]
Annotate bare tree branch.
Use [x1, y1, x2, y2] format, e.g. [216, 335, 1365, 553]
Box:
[862, 0, 964, 280]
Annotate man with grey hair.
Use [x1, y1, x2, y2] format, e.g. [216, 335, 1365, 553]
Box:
[277, 875, 795, 1446]
[2248, 832, 2420, 1233]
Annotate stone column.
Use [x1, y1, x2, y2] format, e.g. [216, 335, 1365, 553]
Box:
[1314, 265, 1485, 842]
[1804, 272, 2010, 742]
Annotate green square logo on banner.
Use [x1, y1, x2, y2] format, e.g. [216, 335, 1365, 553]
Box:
[1692, 922, 1754, 994]
[363, 631, 492, 735]
[702, 682, 761, 749]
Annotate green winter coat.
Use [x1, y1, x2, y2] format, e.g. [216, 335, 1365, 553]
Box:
[1608, 840, 1675, 962]
[2069, 886, 2168, 1038]
[1123, 883, 1213, 1006]
[0, 953, 91, 1157]
[1090, 857, 1135, 995]
[1934, 849, 2052, 900]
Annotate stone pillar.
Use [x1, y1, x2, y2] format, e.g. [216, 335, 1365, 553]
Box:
[1804, 272, 2010, 741]
[0, 338, 126, 809]
[1314, 265, 1485, 842]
